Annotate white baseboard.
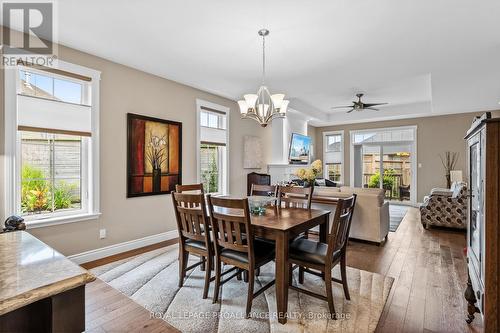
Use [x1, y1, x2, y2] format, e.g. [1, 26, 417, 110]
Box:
[68, 230, 178, 265]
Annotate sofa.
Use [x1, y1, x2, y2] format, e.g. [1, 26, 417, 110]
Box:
[419, 182, 467, 229]
[311, 186, 390, 244]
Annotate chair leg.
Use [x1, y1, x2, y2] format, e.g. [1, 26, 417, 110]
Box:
[200, 256, 206, 271]
[213, 256, 221, 304]
[243, 270, 249, 283]
[245, 267, 255, 318]
[203, 255, 212, 299]
[178, 248, 188, 287]
[340, 255, 350, 300]
[299, 266, 304, 284]
[324, 268, 336, 320]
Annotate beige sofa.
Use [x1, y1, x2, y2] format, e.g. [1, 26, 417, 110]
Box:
[311, 186, 390, 244]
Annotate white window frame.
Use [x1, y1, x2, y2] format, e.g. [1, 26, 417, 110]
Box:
[349, 125, 418, 205]
[196, 99, 230, 195]
[3, 59, 101, 228]
[322, 130, 344, 183]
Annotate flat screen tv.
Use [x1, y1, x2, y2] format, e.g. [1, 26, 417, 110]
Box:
[288, 133, 311, 164]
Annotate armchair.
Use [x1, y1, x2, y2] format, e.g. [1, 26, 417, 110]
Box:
[419, 182, 467, 229]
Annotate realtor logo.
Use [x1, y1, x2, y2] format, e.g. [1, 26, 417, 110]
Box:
[2, 2, 53, 54]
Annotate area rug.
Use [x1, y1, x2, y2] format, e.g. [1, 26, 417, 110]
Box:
[389, 204, 409, 232]
[91, 245, 394, 333]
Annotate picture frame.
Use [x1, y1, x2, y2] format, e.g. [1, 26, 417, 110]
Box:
[127, 113, 182, 197]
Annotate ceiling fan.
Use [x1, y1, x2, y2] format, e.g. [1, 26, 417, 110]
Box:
[331, 93, 388, 113]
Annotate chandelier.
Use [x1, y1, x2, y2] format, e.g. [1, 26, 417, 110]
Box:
[238, 29, 289, 127]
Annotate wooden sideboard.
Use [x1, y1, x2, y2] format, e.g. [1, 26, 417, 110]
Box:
[464, 113, 500, 331]
[0, 231, 95, 332]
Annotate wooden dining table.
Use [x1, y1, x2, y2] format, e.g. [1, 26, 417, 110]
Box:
[247, 206, 330, 324]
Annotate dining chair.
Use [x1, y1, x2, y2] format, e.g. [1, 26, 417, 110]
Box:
[288, 194, 357, 319]
[250, 184, 278, 197]
[172, 192, 213, 299]
[277, 185, 313, 209]
[175, 183, 210, 270]
[278, 185, 313, 239]
[175, 183, 204, 194]
[207, 195, 276, 318]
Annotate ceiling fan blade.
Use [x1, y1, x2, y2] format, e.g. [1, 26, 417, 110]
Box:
[365, 107, 380, 111]
[331, 105, 354, 109]
[346, 108, 355, 113]
[363, 103, 388, 107]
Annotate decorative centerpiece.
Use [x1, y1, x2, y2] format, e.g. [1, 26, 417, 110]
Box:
[248, 196, 276, 215]
[439, 151, 459, 188]
[295, 159, 323, 188]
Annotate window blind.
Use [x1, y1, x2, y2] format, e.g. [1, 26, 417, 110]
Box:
[17, 94, 92, 136]
[200, 127, 226, 145]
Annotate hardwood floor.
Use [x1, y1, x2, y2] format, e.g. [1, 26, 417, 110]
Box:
[84, 206, 483, 332]
[85, 278, 179, 332]
[345, 206, 482, 333]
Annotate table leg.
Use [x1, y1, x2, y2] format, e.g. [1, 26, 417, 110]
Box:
[275, 231, 289, 324]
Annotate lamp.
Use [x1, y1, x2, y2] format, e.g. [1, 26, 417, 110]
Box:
[450, 170, 463, 183]
[237, 29, 288, 127]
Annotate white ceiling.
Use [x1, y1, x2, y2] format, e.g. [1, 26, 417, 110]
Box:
[7, 0, 500, 125]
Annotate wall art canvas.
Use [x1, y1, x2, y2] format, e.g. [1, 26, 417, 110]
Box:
[127, 113, 182, 197]
[243, 135, 262, 169]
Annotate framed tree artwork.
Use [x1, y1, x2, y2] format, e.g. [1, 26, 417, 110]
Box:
[127, 113, 182, 197]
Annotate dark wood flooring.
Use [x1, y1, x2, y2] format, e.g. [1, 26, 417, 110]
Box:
[346, 206, 482, 333]
[84, 206, 483, 332]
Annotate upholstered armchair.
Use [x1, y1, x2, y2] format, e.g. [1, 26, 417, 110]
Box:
[419, 182, 467, 229]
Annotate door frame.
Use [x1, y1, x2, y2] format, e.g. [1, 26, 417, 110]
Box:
[349, 126, 417, 205]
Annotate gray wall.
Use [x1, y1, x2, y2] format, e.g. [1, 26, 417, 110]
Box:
[314, 111, 500, 201]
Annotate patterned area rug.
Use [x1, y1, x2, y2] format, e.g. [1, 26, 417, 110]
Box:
[91, 245, 394, 333]
[389, 204, 409, 232]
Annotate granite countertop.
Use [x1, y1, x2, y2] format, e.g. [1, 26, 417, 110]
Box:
[0, 231, 96, 315]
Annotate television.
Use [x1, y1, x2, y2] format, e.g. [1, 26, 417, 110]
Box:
[288, 133, 311, 164]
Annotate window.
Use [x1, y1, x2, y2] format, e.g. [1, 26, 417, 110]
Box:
[4, 62, 100, 227]
[20, 131, 84, 215]
[200, 109, 226, 129]
[323, 131, 344, 183]
[197, 101, 229, 194]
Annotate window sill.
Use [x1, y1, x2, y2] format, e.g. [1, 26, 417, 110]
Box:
[26, 212, 101, 229]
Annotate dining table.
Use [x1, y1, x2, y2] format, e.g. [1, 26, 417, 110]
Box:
[245, 205, 331, 324]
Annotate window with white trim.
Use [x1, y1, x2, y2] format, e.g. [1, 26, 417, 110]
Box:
[197, 101, 229, 194]
[4, 62, 100, 226]
[323, 131, 344, 183]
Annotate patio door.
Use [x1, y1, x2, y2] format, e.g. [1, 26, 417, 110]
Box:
[351, 126, 417, 204]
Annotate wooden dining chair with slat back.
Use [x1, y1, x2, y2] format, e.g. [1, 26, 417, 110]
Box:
[277, 186, 313, 239]
[288, 194, 357, 319]
[207, 195, 276, 318]
[250, 184, 278, 197]
[176, 183, 204, 194]
[277, 185, 313, 209]
[172, 192, 213, 299]
[175, 183, 210, 270]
